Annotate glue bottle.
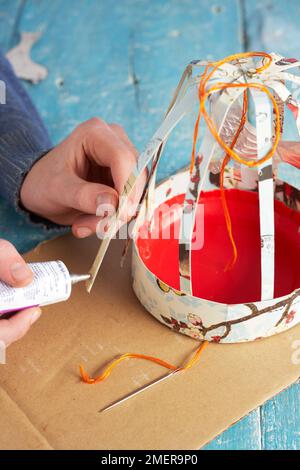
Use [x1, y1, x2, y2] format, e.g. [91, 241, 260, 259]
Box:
[0, 260, 90, 316]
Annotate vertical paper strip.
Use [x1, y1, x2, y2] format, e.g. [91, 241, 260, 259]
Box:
[86, 83, 198, 291]
[251, 89, 274, 301]
[178, 85, 245, 294]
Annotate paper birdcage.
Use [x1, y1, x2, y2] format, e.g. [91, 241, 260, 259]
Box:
[88, 52, 300, 344]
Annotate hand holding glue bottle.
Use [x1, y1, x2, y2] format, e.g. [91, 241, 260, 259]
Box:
[0, 239, 89, 347]
[0, 119, 147, 350]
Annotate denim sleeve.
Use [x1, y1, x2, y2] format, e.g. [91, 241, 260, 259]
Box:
[0, 51, 66, 230]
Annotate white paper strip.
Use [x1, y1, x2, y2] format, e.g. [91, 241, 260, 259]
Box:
[251, 89, 275, 301]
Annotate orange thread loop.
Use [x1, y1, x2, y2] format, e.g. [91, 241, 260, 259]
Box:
[191, 52, 280, 269]
[80, 341, 208, 384]
[80, 52, 278, 387]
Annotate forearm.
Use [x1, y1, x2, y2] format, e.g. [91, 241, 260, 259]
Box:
[0, 51, 52, 209]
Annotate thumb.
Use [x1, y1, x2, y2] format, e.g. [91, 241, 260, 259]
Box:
[0, 240, 33, 287]
[62, 175, 119, 215]
[0, 308, 41, 347]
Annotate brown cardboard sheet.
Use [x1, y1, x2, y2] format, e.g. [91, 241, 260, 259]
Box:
[0, 233, 299, 450]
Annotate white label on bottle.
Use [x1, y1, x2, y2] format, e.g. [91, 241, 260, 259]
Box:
[0, 261, 71, 315]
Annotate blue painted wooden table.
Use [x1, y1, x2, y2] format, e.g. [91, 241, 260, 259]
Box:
[0, 0, 299, 449]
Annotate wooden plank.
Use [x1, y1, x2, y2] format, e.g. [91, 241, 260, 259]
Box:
[0, 0, 23, 51]
[129, 1, 262, 449]
[17, 0, 137, 143]
[0, 0, 137, 251]
[204, 410, 261, 450]
[0, 0, 48, 253]
[244, 0, 300, 450]
[130, 0, 244, 180]
[243, 0, 300, 59]
[0, 0, 268, 449]
[260, 382, 300, 450]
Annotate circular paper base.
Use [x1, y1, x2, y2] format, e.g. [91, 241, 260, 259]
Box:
[137, 189, 300, 304]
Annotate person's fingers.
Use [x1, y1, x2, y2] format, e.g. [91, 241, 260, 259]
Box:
[72, 197, 137, 238]
[68, 119, 147, 226]
[72, 215, 100, 238]
[0, 308, 41, 347]
[108, 123, 148, 213]
[0, 240, 33, 287]
[108, 123, 138, 157]
[72, 213, 113, 238]
[61, 174, 119, 215]
[129, 169, 148, 212]
[81, 118, 138, 194]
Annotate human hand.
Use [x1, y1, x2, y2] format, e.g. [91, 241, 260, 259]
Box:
[0, 240, 41, 347]
[20, 119, 147, 238]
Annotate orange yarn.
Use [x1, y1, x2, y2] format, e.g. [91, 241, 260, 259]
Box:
[220, 90, 248, 270]
[191, 52, 280, 269]
[80, 340, 208, 384]
[80, 52, 280, 387]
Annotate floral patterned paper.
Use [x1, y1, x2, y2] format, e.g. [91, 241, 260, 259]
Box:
[132, 169, 300, 343]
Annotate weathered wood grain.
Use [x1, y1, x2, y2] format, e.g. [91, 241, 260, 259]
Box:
[204, 410, 261, 450]
[245, 0, 300, 450]
[0, 0, 299, 449]
[0, 0, 23, 51]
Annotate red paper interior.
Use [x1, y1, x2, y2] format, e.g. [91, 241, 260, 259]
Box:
[137, 189, 300, 304]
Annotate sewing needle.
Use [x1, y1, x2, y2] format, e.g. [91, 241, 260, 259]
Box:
[99, 368, 182, 413]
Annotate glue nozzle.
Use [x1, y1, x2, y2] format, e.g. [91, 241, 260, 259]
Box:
[70, 273, 91, 285]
